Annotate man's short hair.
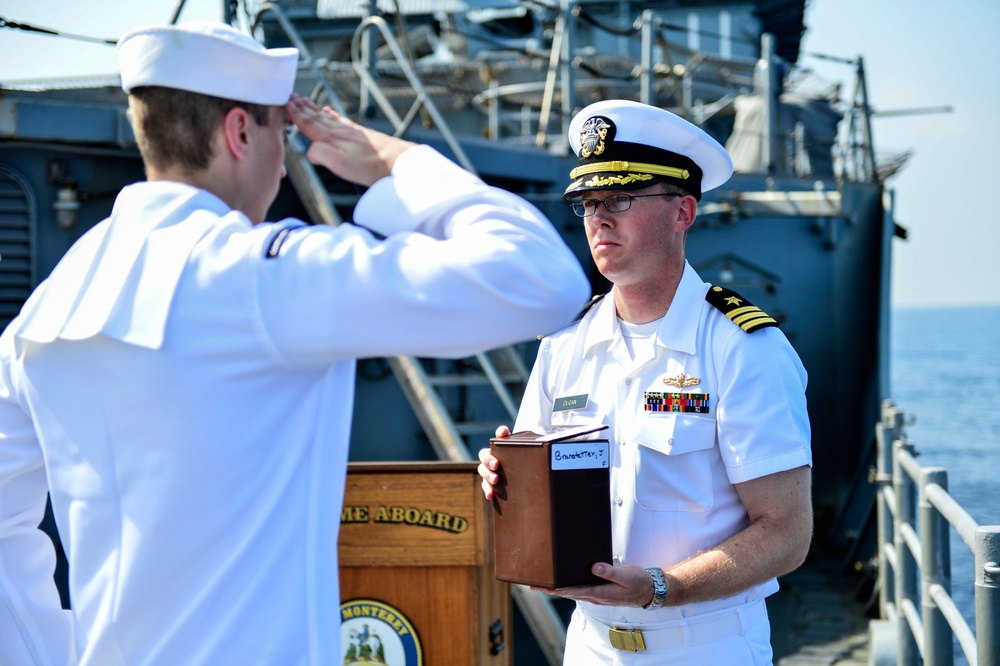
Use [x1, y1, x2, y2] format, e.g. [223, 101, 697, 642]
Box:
[129, 86, 270, 174]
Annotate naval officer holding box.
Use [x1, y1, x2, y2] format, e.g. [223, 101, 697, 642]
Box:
[479, 99, 813, 664]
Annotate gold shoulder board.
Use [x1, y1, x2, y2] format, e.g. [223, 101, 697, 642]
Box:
[705, 286, 778, 333]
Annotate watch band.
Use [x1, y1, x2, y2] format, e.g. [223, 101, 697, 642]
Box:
[643, 567, 667, 610]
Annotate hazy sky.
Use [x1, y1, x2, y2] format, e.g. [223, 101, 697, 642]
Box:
[1, 0, 997, 307]
[799, 0, 1000, 308]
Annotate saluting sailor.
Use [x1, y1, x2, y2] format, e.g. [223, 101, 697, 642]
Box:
[479, 99, 814, 664]
[0, 20, 590, 666]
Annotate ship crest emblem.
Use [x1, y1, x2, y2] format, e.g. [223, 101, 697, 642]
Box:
[663, 373, 700, 388]
[579, 115, 614, 158]
[341, 598, 423, 665]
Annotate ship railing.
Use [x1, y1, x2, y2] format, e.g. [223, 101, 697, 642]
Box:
[835, 55, 880, 185]
[874, 401, 999, 666]
[254, 3, 474, 170]
[349, 14, 477, 172]
[254, 2, 348, 116]
[473, 2, 845, 183]
[480, 3, 758, 153]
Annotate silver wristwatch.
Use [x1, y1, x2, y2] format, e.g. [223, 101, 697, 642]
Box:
[643, 567, 667, 610]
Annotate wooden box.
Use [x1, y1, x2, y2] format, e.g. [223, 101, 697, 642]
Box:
[489, 426, 612, 589]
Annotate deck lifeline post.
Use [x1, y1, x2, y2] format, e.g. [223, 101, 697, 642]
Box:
[976, 526, 1000, 666]
[893, 437, 919, 665]
[919, 468, 953, 666]
[876, 402, 902, 619]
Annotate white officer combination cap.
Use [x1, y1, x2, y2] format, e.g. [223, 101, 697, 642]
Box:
[564, 99, 734, 201]
[117, 21, 299, 105]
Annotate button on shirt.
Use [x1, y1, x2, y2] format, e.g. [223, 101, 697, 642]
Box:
[513, 261, 812, 626]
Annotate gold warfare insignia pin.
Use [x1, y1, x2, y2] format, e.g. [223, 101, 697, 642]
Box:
[663, 373, 700, 388]
[579, 115, 613, 159]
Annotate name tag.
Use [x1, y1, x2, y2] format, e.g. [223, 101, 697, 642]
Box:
[551, 441, 610, 470]
[553, 394, 588, 412]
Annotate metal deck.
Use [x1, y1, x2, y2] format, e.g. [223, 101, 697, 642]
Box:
[769, 558, 872, 665]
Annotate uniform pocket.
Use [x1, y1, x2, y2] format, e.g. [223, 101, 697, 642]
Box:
[631, 414, 716, 512]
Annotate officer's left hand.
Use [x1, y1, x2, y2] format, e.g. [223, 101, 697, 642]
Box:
[536, 563, 659, 608]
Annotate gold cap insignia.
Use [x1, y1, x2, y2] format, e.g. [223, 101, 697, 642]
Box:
[579, 116, 612, 159]
[663, 373, 700, 388]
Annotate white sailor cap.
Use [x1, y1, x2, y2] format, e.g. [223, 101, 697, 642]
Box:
[564, 99, 734, 201]
[117, 21, 299, 106]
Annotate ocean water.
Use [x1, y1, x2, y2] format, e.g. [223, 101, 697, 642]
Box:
[890, 305, 1000, 663]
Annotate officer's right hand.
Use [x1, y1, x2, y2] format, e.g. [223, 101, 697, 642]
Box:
[477, 425, 509, 500]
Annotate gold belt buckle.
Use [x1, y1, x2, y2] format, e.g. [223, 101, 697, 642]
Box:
[608, 626, 646, 652]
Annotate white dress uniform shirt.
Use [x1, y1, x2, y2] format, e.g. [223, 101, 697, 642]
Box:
[513, 262, 812, 646]
[0, 145, 589, 666]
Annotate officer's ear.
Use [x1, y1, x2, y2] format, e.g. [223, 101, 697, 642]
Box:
[672, 193, 698, 233]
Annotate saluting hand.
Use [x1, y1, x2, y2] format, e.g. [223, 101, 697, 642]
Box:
[285, 93, 416, 187]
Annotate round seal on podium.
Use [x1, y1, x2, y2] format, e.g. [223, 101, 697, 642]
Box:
[340, 598, 423, 665]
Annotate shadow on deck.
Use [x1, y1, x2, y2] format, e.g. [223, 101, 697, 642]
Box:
[767, 555, 874, 665]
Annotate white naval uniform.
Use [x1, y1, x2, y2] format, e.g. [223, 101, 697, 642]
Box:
[513, 261, 812, 665]
[0, 145, 589, 666]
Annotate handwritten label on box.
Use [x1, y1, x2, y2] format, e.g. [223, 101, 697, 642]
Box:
[550, 442, 610, 470]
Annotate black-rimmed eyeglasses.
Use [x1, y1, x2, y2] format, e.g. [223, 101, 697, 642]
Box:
[569, 192, 685, 218]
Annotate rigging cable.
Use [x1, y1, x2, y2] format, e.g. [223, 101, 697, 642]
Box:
[571, 6, 761, 49]
[0, 16, 116, 46]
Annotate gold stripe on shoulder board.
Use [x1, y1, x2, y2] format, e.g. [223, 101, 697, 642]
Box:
[704, 286, 779, 333]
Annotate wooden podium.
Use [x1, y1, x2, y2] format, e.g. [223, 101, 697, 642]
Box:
[339, 462, 511, 665]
